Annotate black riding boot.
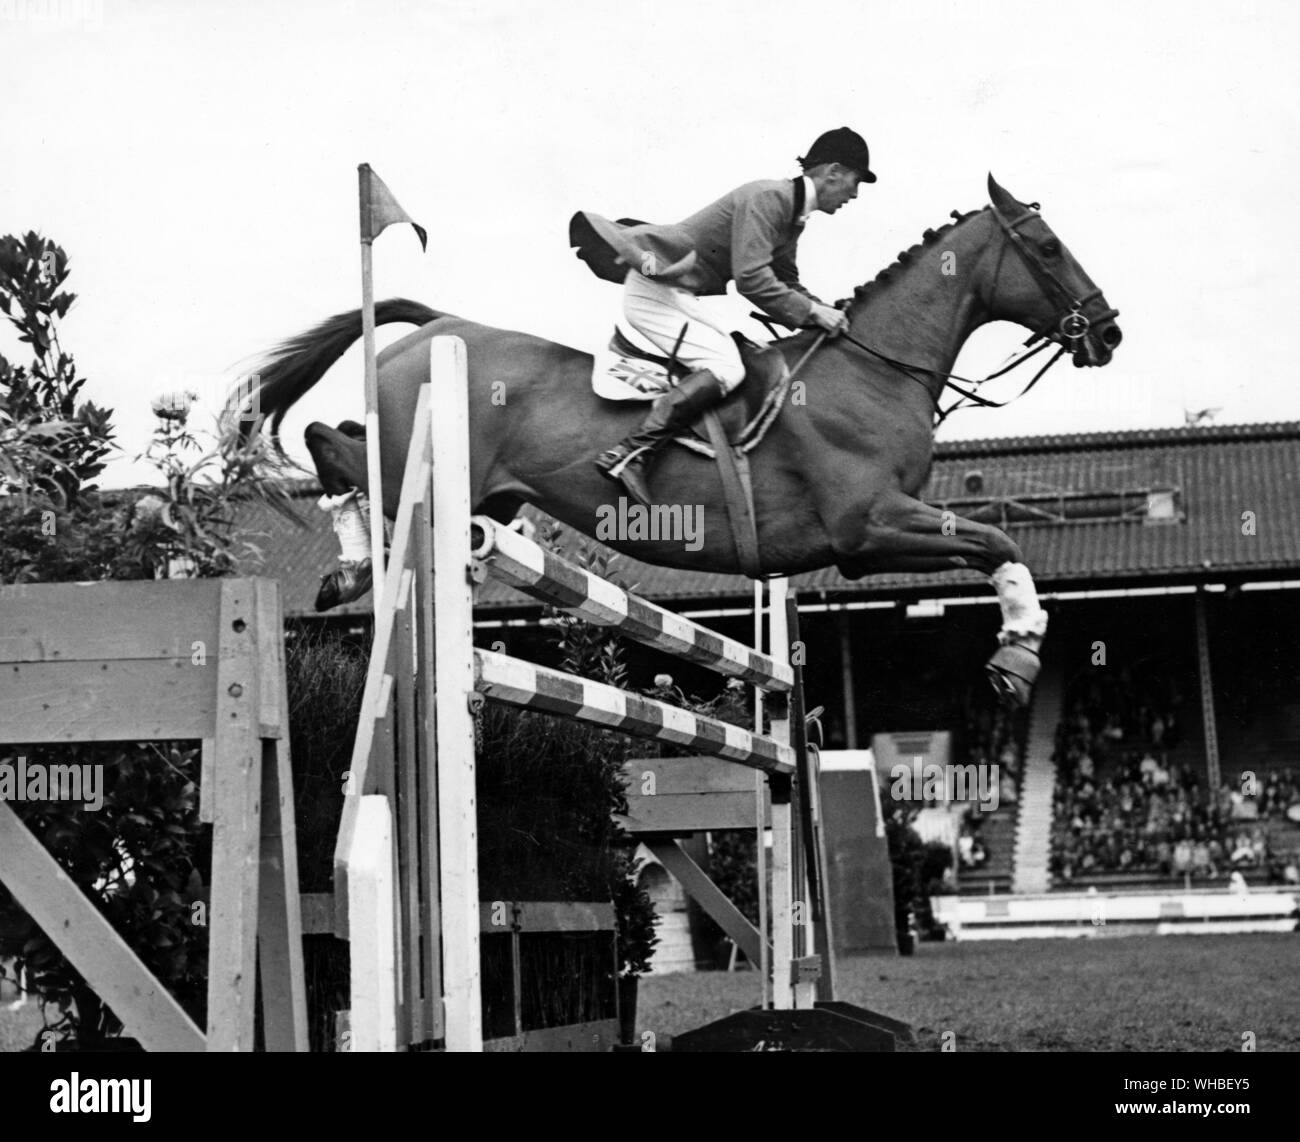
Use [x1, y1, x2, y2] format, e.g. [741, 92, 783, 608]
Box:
[595, 369, 727, 508]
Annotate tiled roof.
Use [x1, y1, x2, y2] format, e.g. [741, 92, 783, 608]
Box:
[217, 421, 1300, 617]
[928, 420, 1300, 457]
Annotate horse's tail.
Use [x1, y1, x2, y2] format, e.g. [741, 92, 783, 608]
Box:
[230, 298, 444, 445]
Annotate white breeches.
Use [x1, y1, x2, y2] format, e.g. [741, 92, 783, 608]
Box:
[622, 270, 746, 391]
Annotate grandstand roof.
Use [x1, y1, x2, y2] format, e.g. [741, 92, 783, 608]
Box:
[221, 420, 1300, 618]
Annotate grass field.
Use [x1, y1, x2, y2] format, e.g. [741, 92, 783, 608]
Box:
[3, 932, 1295, 1051]
[636, 933, 1300, 1051]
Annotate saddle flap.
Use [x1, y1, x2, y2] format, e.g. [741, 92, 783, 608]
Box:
[688, 335, 785, 444]
[590, 331, 791, 452]
[609, 326, 684, 376]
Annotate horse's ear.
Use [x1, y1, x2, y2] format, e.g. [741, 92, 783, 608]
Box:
[987, 173, 1022, 213]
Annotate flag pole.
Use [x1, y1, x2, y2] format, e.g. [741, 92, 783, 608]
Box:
[359, 163, 386, 617]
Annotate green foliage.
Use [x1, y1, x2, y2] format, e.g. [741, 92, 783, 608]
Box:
[0, 232, 292, 1046]
[882, 803, 928, 953]
[283, 628, 369, 894]
[0, 743, 208, 1046]
[0, 230, 295, 586]
[0, 233, 113, 508]
[277, 627, 369, 1050]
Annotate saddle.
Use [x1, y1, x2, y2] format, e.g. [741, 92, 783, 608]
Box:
[599, 328, 792, 457]
[590, 330, 793, 579]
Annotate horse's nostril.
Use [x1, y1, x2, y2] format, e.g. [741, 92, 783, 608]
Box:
[1101, 325, 1122, 348]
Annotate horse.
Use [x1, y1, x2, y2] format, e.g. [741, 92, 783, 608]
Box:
[235, 175, 1121, 706]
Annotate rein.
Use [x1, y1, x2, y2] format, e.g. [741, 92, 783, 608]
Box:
[834, 324, 1066, 428]
[784, 201, 1117, 427]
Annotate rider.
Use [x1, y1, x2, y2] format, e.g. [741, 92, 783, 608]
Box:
[576, 127, 876, 508]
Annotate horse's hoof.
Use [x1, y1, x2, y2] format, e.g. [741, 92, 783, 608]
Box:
[984, 638, 1042, 709]
[315, 558, 373, 612]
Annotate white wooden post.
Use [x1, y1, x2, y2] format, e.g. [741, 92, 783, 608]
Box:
[766, 577, 795, 1010]
[770, 577, 817, 1009]
[429, 336, 483, 1051]
[752, 581, 770, 1010]
[347, 795, 397, 1051]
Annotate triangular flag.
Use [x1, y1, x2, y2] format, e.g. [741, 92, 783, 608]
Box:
[359, 163, 428, 250]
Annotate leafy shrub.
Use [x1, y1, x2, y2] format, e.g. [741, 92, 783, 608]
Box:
[0, 233, 288, 1046]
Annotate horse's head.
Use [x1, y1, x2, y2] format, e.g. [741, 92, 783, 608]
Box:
[984, 174, 1121, 367]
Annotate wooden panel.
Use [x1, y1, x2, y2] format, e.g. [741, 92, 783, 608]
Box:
[0, 659, 217, 743]
[0, 580, 222, 663]
[394, 565, 421, 1047]
[621, 792, 768, 834]
[479, 900, 616, 934]
[0, 799, 205, 1051]
[256, 738, 309, 1051]
[299, 893, 336, 935]
[414, 484, 443, 1046]
[204, 579, 263, 1052]
[199, 738, 217, 825]
[621, 757, 769, 834]
[483, 1018, 619, 1053]
[771, 798, 796, 1010]
[622, 756, 761, 796]
[253, 579, 285, 739]
[347, 796, 398, 1051]
[253, 577, 308, 1050]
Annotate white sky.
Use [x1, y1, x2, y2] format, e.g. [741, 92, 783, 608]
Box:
[4, 0, 1297, 489]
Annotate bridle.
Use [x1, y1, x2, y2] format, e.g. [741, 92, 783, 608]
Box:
[795, 202, 1120, 426]
[989, 201, 1119, 353]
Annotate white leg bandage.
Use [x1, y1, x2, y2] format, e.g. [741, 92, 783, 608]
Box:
[319, 489, 372, 563]
[990, 561, 1048, 642]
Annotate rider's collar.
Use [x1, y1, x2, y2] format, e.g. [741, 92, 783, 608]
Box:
[800, 176, 818, 221]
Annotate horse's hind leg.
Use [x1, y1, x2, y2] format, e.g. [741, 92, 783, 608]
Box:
[302, 421, 380, 611]
[305, 421, 370, 497]
[833, 492, 1049, 707]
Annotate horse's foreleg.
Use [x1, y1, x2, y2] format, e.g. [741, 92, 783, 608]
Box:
[986, 561, 1048, 708]
[832, 493, 1048, 706]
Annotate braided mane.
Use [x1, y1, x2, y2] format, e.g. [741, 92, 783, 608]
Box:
[842, 208, 985, 307]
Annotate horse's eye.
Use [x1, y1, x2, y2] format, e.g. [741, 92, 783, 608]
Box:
[1042, 240, 1061, 257]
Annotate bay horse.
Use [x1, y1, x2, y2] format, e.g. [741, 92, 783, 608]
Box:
[237, 175, 1121, 705]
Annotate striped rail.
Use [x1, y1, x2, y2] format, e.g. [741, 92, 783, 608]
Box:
[470, 516, 794, 693]
[474, 648, 794, 774]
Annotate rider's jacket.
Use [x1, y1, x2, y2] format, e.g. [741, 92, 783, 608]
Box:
[574, 177, 823, 328]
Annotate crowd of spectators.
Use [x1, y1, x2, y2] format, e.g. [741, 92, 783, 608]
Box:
[1258, 768, 1300, 820]
[956, 689, 1026, 870]
[958, 819, 989, 870]
[1049, 664, 1300, 884]
[962, 691, 1025, 806]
